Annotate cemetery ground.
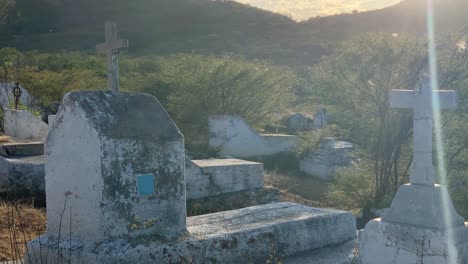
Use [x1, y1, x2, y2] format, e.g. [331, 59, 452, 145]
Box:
[0, 170, 329, 262]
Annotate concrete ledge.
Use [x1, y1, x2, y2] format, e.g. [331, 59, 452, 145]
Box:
[187, 187, 280, 216]
[2, 142, 44, 156]
[284, 239, 358, 264]
[0, 155, 45, 193]
[26, 202, 357, 264]
[186, 158, 264, 200]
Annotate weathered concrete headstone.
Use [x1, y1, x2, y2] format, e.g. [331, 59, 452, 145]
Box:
[313, 108, 328, 129]
[359, 75, 468, 263]
[47, 115, 56, 130]
[44, 91, 186, 242]
[96, 21, 128, 93]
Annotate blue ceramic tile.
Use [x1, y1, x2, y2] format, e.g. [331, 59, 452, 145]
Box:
[137, 174, 155, 196]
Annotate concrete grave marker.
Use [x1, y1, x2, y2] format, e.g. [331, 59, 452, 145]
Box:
[359, 75, 468, 263]
[390, 74, 458, 186]
[313, 108, 328, 129]
[96, 21, 128, 93]
[43, 91, 186, 242]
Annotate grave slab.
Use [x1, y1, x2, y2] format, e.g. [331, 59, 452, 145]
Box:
[185, 158, 264, 200]
[26, 202, 357, 264]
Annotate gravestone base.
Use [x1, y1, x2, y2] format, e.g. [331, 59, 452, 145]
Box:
[359, 218, 468, 264]
[26, 203, 356, 264]
[382, 184, 465, 229]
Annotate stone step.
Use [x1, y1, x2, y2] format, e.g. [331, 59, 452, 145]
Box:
[1, 142, 44, 156]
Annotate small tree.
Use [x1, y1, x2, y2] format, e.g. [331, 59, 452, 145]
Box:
[122, 53, 297, 154]
[311, 32, 468, 217]
[0, 0, 14, 23]
[310, 33, 425, 209]
[0, 47, 21, 82]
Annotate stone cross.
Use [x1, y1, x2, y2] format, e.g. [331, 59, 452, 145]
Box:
[390, 74, 458, 185]
[96, 21, 128, 93]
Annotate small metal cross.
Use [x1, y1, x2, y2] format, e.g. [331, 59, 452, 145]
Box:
[12, 82, 22, 110]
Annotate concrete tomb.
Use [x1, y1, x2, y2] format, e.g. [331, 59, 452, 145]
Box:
[280, 109, 329, 134]
[359, 75, 468, 263]
[26, 91, 357, 264]
[300, 137, 356, 180]
[45, 91, 186, 241]
[0, 133, 45, 195]
[185, 158, 264, 200]
[209, 115, 296, 158]
[0, 112, 57, 195]
[4, 109, 48, 141]
[185, 158, 274, 215]
[282, 112, 314, 133]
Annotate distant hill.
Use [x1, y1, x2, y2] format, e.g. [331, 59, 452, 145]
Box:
[232, 0, 401, 21]
[3, 0, 328, 66]
[1, 0, 468, 68]
[303, 0, 468, 39]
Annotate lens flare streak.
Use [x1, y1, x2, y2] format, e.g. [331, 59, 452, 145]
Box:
[426, 0, 458, 262]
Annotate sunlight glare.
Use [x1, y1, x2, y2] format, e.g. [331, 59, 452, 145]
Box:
[426, 0, 458, 262]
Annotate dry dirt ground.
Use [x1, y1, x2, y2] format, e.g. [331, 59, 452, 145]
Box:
[0, 199, 46, 263]
[0, 171, 329, 262]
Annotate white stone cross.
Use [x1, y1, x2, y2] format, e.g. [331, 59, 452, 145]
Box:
[96, 21, 129, 93]
[390, 74, 458, 185]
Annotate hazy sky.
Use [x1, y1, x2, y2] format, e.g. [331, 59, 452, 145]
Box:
[233, 0, 402, 20]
